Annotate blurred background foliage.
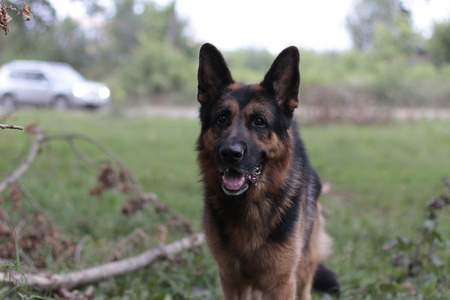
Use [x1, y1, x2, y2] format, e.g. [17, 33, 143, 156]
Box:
[1, 0, 450, 107]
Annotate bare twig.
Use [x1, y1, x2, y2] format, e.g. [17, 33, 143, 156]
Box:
[74, 235, 91, 265]
[0, 233, 205, 291]
[42, 133, 145, 195]
[44, 141, 75, 212]
[408, 228, 428, 276]
[41, 133, 195, 230]
[109, 228, 149, 260]
[16, 182, 53, 222]
[0, 124, 23, 130]
[0, 127, 43, 193]
[68, 138, 100, 169]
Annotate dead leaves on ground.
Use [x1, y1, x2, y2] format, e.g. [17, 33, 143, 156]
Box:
[0, 209, 77, 269]
[89, 162, 132, 198]
[1, 160, 194, 268]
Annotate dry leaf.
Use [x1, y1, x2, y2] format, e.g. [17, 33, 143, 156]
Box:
[9, 184, 22, 211]
[22, 4, 31, 21]
[1, 1, 10, 35]
[25, 122, 38, 135]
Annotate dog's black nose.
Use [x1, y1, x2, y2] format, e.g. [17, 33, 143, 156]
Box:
[219, 142, 246, 163]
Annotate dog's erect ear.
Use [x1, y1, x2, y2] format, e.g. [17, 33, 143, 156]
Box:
[197, 43, 234, 104]
[261, 46, 300, 115]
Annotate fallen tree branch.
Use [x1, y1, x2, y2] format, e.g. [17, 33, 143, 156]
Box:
[0, 124, 23, 130]
[1, 127, 201, 294]
[0, 127, 43, 193]
[0, 233, 205, 291]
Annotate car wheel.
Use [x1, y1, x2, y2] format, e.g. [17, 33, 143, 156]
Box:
[52, 96, 69, 110]
[1, 94, 16, 110]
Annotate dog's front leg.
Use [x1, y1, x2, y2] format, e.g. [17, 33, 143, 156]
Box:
[219, 271, 251, 300]
[261, 275, 297, 300]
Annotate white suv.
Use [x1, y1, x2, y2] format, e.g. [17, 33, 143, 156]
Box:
[0, 60, 111, 109]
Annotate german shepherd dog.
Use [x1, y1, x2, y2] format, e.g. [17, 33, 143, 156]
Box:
[196, 43, 339, 299]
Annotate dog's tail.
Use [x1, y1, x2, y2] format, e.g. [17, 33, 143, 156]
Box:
[313, 263, 340, 297]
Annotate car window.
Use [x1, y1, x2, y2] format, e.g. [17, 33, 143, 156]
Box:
[9, 71, 26, 79]
[10, 71, 47, 81]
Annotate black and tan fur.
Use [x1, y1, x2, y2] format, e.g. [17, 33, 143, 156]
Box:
[196, 43, 339, 300]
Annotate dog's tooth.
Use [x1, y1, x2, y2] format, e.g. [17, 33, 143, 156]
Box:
[221, 169, 229, 178]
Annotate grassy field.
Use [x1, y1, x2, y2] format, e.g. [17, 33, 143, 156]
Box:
[0, 108, 449, 299]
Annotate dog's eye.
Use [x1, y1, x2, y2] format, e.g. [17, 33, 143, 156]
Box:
[217, 114, 227, 124]
[253, 118, 266, 127]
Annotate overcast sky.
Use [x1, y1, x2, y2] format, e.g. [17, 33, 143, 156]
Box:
[52, 0, 450, 53]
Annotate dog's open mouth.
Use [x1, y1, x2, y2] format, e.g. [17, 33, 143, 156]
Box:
[220, 163, 263, 196]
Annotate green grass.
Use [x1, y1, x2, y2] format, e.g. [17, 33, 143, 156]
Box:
[302, 122, 450, 299]
[1, 109, 449, 299]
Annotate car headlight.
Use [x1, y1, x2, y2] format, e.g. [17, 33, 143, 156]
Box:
[98, 87, 110, 100]
[73, 85, 87, 98]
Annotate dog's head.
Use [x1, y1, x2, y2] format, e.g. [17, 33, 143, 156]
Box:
[197, 43, 301, 196]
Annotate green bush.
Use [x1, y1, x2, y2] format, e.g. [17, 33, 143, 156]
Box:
[429, 21, 450, 66]
[119, 37, 197, 104]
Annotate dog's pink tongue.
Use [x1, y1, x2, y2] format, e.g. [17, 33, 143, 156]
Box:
[223, 171, 245, 190]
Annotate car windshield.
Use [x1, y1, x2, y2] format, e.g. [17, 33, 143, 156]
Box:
[52, 65, 86, 83]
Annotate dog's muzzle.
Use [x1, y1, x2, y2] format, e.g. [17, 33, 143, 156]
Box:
[217, 141, 264, 196]
[220, 163, 263, 196]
